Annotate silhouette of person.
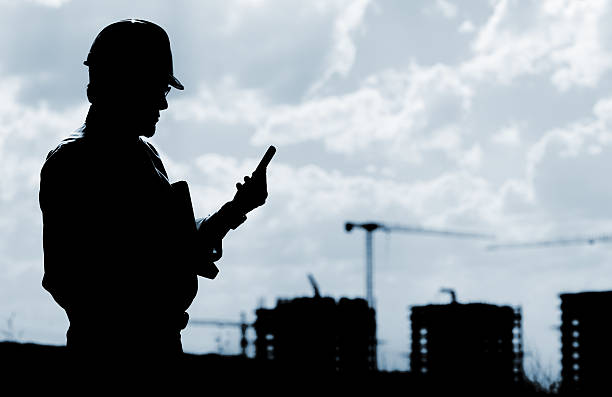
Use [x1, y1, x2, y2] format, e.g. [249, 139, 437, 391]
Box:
[38, 19, 268, 373]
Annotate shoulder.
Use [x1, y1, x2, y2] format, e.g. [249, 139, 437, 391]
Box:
[41, 127, 90, 181]
[44, 126, 87, 161]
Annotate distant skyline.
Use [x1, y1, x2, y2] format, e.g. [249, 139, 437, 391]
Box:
[3, 0, 612, 379]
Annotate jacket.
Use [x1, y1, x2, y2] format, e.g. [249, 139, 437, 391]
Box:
[39, 122, 243, 354]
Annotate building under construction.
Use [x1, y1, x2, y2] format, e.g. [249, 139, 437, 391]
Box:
[254, 296, 377, 372]
[410, 300, 523, 385]
[560, 290, 612, 394]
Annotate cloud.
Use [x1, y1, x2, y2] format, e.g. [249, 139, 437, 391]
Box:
[0, 74, 86, 202]
[462, 0, 612, 90]
[459, 143, 482, 170]
[21, 0, 72, 7]
[183, 151, 503, 233]
[174, 62, 474, 167]
[492, 125, 521, 146]
[458, 20, 475, 33]
[434, 0, 458, 19]
[482, 95, 612, 232]
[529, 97, 612, 172]
[307, 0, 371, 95]
[219, 0, 270, 35]
[524, 96, 612, 198]
[258, 63, 474, 162]
[0, 0, 71, 7]
[171, 77, 268, 126]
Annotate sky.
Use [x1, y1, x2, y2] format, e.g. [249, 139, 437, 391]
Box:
[2, 0, 612, 380]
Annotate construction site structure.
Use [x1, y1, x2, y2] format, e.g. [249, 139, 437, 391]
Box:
[345, 221, 493, 309]
[487, 234, 612, 250]
[410, 298, 523, 385]
[560, 290, 612, 394]
[189, 313, 251, 357]
[254, 296, 377, 373]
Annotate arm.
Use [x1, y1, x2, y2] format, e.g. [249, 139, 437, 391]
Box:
[186, 161, 269, 276]
[174, 147, 272, 278]
[40, 159, 90, 311]
[197, 144, 272, 241]
[170, 181, 249, 279]
[191, 201, 246, 273]
[197, 201, 246, 242]
[40, 147, 131, 314]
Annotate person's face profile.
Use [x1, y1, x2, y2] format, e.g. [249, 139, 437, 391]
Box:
[120, 77, 170, 138]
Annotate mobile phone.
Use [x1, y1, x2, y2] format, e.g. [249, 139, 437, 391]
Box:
[253, 145, 276, 175]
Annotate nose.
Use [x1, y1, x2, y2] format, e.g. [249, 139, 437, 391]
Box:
[159, 95, 168, 111]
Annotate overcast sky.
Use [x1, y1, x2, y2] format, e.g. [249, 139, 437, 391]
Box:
[3, 0, 612, 379]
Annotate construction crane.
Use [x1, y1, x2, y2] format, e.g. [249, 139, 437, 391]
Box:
[487, 234, 612, 250]
[344, 222, 494, 309]
[189, 312, 252, 357]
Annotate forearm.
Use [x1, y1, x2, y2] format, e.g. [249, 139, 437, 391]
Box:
[198, 200, 247, 241]
[189, 200, 245, 279]
[191, 168, 267, 278]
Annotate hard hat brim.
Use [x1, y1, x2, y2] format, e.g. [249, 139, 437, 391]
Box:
[169, 74, 184, 90]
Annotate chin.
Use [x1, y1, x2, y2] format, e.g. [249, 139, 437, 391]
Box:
[141, 125, 157, 138]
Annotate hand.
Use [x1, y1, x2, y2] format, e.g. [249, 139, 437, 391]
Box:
[232, 170, 268, 214]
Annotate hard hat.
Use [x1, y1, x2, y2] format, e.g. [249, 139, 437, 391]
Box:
[84, 19, 184, 90]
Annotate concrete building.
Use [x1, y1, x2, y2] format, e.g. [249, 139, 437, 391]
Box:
[254, 296, 376, 372]
[410, 301, 523, 385]
[560, 290, 612, 394]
